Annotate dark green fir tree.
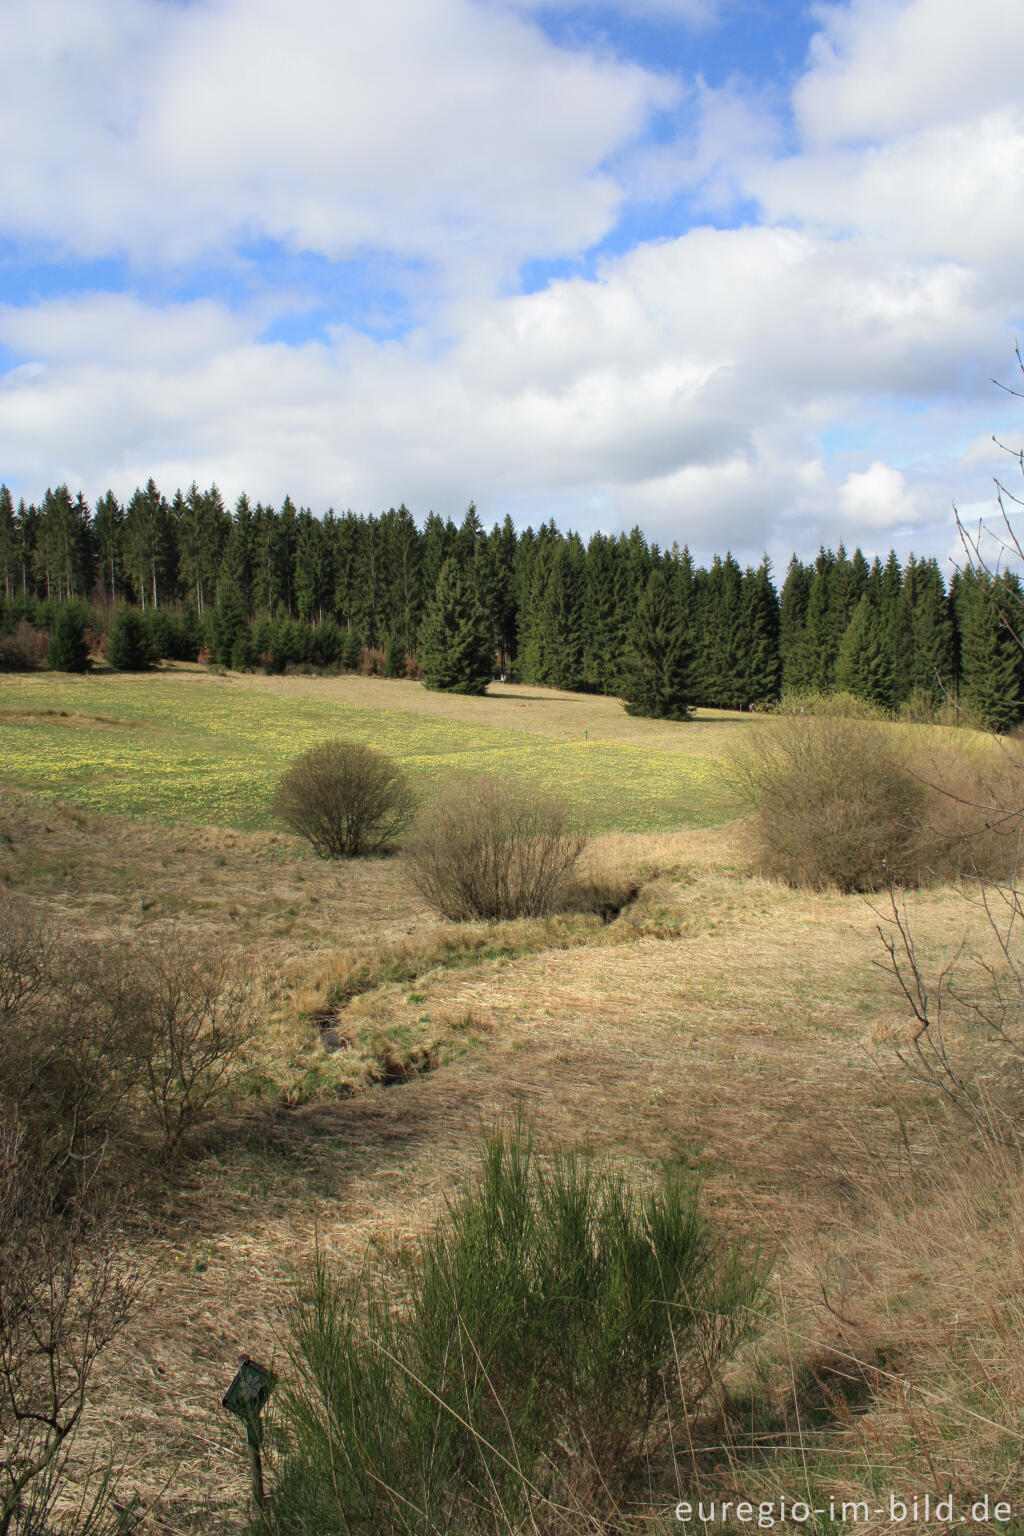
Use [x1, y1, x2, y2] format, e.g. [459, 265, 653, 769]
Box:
[957, 571, 1024, 731]
[620, 570, 693, 720]
[417, 557, 494, 695]
[834, 592, 896, 709]
[212, 580, 249, 667]
[48, 605, 90, 673]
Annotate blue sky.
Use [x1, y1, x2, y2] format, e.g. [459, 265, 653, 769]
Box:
[1, 0, 1022, 569]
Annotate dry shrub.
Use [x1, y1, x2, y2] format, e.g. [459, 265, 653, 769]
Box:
[404, 774, 588, 920]
[128, 933, 264, 1162]
[909, 744, 1024, 885]
[730, 713, 929, 893]
[274, 739, 414, 858]
[0, 622, 48, 672]
[0, 899, 262, 1173]
[0, 1114, 140, 1536]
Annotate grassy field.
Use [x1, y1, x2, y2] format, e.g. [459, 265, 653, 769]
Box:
[0, 666, 748, 831]
[2, 672, 1022, 1534]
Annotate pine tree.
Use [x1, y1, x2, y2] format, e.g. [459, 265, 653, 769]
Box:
[906, 557, 954, 705]
[107, 608, 156, 671]
[417, 558, 493, 695]
[93, 491, 124, 607]
[620, 570, 693, 720]
[834, 592, 896, 709]
[957, 571, 1024, 731]
[49, 605, 90, 672]
[779, 556, 813, 693]
[803, 548, 835, 691]
[212, 581, 249, 667]
[0, 485, 16, 600]
[742, 557, 781, 704]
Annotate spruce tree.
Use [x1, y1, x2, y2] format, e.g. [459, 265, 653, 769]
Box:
[107, 608, 156, 670]
[417, 557, 493, 695]
[907, 558, 954, 705]
[49, 605, 90, 672]
[834, 592, 896, 709]
[620, 570, 693, 720]
[957, 571, 1024, 731]
[779, 556, 813, 694]
[742, 558, 782, 704]
[212, 581, 249, 667]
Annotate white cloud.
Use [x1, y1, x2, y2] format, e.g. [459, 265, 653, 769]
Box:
[0, 0, 674, 282]
[795, 0, 1024, 146]
[503, 0, 719, 22]
[837, 461, 921, 531]
[1, 213, 1014, 565]
[1, 0, 1023, 571]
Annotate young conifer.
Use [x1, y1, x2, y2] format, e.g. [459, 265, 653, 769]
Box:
[417, 557, 494, 694]
[620, 569, 693, 720]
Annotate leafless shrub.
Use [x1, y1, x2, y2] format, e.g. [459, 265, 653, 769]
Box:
[0, 898, 263, 1173]
[0, 623, 48, 673]
[879, 886, 1024, 1148]
[0, 1114, 139, 1536]
[274, 739, 414, 858]
[729, 713, 930, 893]
[130, 933, 264, 1162]
[880, 353, 1024, 1147]
[1, 929, 143, 1184]
[404, 775, 589, 920]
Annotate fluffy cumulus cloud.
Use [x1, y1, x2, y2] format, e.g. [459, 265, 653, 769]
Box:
[1, 0, 1022, 564]
[838, 462, 921, 531]
[0, 0, 671, 278]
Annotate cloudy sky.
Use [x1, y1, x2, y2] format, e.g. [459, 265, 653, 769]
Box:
[1, 0, 1022, 568]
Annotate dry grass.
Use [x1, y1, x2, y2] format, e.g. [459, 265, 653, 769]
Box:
[3, 760, 1021, 1528]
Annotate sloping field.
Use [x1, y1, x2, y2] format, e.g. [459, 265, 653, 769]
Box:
[1, 677, 1021, 1534]
[0, 667, 749, 830]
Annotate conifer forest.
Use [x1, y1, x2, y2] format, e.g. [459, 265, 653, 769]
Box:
[1, 478, 1021, 730]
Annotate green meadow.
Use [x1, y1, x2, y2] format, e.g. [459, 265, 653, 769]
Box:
[0, 668, 742, 833]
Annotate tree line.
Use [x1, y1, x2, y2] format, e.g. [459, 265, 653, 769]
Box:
[1, 479, 1021, 728]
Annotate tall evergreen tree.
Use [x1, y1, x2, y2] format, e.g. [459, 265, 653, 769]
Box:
[487, 515, 519, 674]
[417, 557, 494, 695]
[93, 491, 124, 607]
[0, 485, 16, 600]
[123, 479, 171, 609]
[742, 557, 782, 704]
[779, 555, 813, 693]
[803, 548, 835, 691]
[835, 591, 896, 709]
[620, 570, 693, 720]
[956, 570, 1024, 731]
[903, 556, 953, 705]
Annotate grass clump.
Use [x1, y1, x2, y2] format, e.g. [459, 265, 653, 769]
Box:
[730, 713, 928, 892]
[265, 1118, 768, 1535]
[404, 774, 588, 920]
[274, 740, 414, 858]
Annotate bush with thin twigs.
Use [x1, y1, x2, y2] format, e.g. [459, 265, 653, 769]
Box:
[274, 740, 414, 858]
[0, 898, 263, 1174]
[878, 367, 1024, 1147]
[264, 1118, 768, 1535]
[0, 1114, 140, 1536]
[0, 622, 48, 672]
[129, 932, 265, 1163]
[404, 774, 589, 920]
[728, 713, 930, 893]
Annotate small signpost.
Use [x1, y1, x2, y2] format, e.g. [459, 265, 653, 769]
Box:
[222, 1356, 276, 1507]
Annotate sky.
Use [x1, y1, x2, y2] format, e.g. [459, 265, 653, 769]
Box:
[1, 0, 1023, 570]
